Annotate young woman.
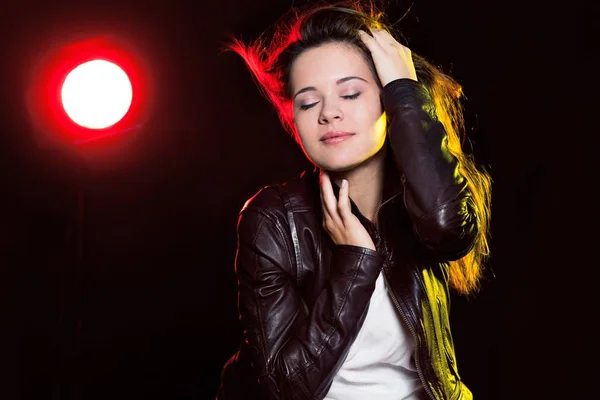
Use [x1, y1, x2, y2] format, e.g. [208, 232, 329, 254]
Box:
[217, 1, 492, 399]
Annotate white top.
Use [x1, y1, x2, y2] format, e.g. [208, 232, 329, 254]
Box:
[324, 271, 425, 400]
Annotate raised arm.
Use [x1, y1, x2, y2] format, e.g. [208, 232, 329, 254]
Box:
[383, 78, 478, 259]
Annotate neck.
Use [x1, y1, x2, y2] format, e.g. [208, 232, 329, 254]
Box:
[329, 146, 387, 223]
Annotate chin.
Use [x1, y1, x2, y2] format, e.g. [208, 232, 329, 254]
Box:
[313, 147, 385, 172]
[315, 158, 365, 172]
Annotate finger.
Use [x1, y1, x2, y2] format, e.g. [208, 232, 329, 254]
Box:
[376, 29, 412, 55]
[320, 183, 336, 234]
[320, 171, 342, 224]
[358, 29, 383, 51]
[370, 29, 400, 52]
[319, 173, 328, 216]
[337, 179, 353, 223]
[372, 29, 396, 43]
[319, 172, 334, 222]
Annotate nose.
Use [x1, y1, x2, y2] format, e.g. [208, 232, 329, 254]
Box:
[318, 101, 343, 125]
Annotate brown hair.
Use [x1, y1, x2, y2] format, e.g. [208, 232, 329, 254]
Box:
[224, 0, 492, 295]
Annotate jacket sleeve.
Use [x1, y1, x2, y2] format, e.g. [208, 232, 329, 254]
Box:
[383, 78, 478, 260]
[235, 196, 384, 399]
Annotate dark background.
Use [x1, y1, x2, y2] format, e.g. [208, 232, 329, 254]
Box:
[1, 0, 596, 399]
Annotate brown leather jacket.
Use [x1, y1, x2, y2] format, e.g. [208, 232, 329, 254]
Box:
[217, 79, 478, 400]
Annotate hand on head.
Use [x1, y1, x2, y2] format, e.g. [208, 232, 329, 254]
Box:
[358, 28, 418, 86]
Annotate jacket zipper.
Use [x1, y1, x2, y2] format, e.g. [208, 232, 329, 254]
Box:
[373, 192, 401, 223]
[371, 217, 436, 400]
[362, 192, 436, 398]
[382, 265, 436, 400]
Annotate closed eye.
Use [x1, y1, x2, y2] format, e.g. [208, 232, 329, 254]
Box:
[299, 93, 361, 111]
[342, 92, 361, 100]
[300, 103, 318, 111]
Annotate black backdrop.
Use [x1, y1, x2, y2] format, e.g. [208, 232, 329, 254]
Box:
[1, 1, 595, 399]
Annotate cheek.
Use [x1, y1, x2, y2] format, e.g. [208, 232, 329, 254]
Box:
[353, 100, 384, 130]
[295, 110, 319, 132]
[373, 112, 388, 142]
[294, 117, 313, 147]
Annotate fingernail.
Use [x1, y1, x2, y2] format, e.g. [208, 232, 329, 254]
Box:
[342, 179, 347, 188]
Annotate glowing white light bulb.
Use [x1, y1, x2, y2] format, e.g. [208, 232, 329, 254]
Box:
[61, 59, 133, 129]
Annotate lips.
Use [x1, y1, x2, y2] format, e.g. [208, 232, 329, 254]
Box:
[320, 131, 355, 144]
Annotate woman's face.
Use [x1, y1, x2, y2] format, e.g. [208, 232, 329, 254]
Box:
[290, 42, 386, 172]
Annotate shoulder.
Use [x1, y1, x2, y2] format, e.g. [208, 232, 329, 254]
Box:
[241, 168, 319, 217]
[235, 170, 315, 249]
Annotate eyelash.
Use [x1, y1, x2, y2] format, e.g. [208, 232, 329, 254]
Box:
[299, 92, 361, 111]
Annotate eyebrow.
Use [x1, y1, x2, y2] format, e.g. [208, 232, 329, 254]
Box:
[293, 76, 368, 100]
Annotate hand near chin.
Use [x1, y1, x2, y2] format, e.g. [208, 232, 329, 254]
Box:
[358, 28, 417, 86]
[320, 171, 376, 251]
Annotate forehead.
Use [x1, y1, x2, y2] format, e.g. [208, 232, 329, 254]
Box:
[290, 42, 371, 87]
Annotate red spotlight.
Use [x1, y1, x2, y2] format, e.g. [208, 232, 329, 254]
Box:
[26, 35, 153, 153]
